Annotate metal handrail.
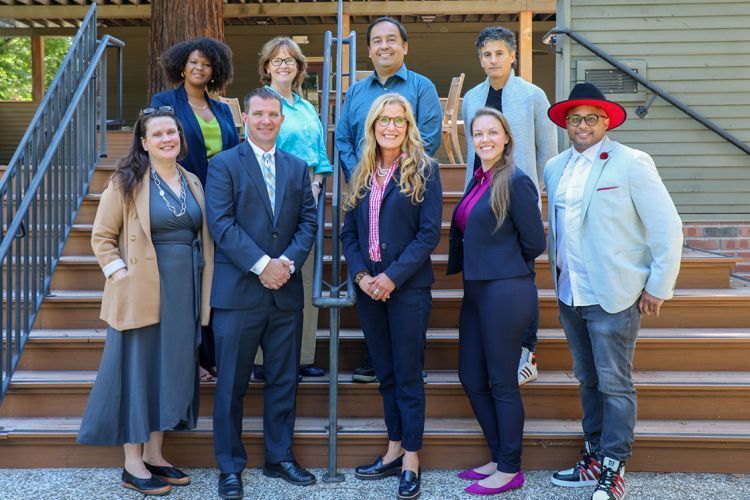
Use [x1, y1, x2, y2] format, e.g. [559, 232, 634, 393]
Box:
[544, 27, 750, 156]
[0, 3, 121, 404]
[312, 0, 357, 484]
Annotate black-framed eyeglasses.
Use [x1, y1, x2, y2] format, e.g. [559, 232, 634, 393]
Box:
[376, 116, 408, 128]
[139, 105, 175, 117]
[566, 114, 608, 127]
[270, 57, 297, 67]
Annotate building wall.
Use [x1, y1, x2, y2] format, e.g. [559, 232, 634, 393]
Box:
[564, 0, 750, 221]
[0, 102, 37, 164]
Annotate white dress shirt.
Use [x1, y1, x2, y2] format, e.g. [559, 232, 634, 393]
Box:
[554, 138, 605, 306]
[245, 139, 294, 275]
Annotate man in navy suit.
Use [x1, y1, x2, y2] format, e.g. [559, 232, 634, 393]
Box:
[205, 87, 317, 499]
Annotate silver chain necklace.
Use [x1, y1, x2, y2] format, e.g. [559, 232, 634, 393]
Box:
[152, 169, 187, 217]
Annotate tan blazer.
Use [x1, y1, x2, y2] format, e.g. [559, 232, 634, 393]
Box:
[92, 166, 214, 331]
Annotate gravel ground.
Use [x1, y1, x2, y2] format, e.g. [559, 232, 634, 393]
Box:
[1, 468, 749, 499]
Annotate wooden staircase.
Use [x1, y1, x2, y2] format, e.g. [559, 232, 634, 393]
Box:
[2, 131, 749, 473]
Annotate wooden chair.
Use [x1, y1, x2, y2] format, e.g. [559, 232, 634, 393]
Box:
[441, 73, 465, 164]
[218, 96, 244, 134]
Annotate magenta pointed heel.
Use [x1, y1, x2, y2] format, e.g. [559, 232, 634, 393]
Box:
[457, 469, 491, 480]
[464, 470, 525, 495]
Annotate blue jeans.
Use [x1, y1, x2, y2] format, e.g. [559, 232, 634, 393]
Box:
[558, 300, 641, 462]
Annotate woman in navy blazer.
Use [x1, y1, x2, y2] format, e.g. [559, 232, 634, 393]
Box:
[151, 37, 239, 382]
[151, 37, 239, 187]
[341, 93, 442, 500]
[447, 107, 546, 496]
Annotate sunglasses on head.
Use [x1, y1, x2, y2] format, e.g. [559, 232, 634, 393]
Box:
[139, 105, 175, 117]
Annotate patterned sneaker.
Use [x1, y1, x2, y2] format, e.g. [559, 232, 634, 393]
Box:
[517, 347, 538, 385]
[551, 441, 601, 488]
[591, 457, 626, 500]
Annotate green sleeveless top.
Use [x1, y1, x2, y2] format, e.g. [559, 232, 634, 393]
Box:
[195, 112, 222, 158]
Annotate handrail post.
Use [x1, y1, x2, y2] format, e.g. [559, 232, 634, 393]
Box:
[99, 45, 107, 158]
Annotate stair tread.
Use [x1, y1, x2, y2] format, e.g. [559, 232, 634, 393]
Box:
[25, 327, 750, 342]
[2, 416, 748, 438]
[58, 247, 740, 265]
[41, 288, 750, 299]
[11, 369, 750, 386]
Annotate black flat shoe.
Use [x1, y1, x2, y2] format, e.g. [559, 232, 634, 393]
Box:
[398, 468, 421, 499]
[218, 472, 243, 499]
[121, 469, 172, 496]
[144, 462, 191, 486]
[354, 455, 403, 480]
[300, 364, 326, 377]
[263, 460, 317, 486]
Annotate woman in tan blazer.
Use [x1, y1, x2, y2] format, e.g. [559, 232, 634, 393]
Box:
[77, 106, 213, 496]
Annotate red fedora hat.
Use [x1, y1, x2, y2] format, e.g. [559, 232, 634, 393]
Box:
[548, 82, 627, 129]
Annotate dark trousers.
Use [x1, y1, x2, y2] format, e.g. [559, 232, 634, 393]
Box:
[521, 264, 539, 352]
[212, 291, 302, 472]
[355, 283, 431, 451]
[459, 276, 537, 473]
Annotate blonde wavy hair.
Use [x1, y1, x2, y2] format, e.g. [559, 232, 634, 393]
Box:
[344, 94, 432, 210]
[469, 107, 516, 229]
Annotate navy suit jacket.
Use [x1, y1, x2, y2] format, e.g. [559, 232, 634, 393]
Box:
[151, 84, 239, 186]
[447, 170, 546, 279]
[341, 161, 442, 289]
[205, 141, 317, 310]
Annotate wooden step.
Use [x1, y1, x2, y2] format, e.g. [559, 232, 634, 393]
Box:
[18, 328, 750, 373]
[0, 416, 747, 473]
[4, 370, 748, 421]
[31, 288, 750, 330]
[49, 248, 739, 291]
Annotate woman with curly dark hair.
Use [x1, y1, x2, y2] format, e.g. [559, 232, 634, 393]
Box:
[151, 37, 239, 187]
[151, 37, 239, 383]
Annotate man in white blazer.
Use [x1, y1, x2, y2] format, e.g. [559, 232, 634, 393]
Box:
[544, 83, 683, 500]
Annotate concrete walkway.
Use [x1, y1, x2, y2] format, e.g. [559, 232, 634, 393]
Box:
[1, 468, 748, 499]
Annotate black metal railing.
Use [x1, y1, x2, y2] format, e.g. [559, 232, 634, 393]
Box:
[0, 3, 123, 404]
[311, 0, 358, 483]
[543, 27, 750, 156]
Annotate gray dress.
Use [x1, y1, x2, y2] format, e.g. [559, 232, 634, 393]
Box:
[77, 173, 203, 446]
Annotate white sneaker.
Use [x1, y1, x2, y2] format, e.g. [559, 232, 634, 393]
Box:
[518, 347, 538, 385]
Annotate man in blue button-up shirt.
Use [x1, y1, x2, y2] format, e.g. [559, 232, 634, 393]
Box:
[335, 16, 442, 182]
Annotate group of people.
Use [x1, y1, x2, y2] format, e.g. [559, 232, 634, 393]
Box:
[76, 15, 683, 500]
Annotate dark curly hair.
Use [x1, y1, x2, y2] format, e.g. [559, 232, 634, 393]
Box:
[159, 37, 234, 92]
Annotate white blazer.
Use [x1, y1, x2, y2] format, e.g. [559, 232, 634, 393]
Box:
[544, 136, 684, 314]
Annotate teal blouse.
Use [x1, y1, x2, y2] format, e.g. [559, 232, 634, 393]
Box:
[265, 85, 333, 176]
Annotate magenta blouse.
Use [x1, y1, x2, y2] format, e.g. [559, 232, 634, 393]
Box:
[453, 167, 492, 233]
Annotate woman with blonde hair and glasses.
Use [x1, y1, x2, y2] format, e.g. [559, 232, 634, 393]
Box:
[448, 107, 546, 495]
[341, 93, 442, 499]
[252, 36, 333, 381]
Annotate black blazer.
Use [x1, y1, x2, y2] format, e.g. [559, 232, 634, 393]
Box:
[205, 141, 317, 310]
[447, 170, 546, 279]
[341, 161, 442, 289]
[151, 84, 239, 186]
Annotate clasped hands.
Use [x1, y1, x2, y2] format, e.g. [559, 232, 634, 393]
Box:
[358, 272, 396, 302]
[259, 258, 294, 290]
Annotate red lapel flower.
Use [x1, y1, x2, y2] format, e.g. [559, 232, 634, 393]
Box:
[600, 152, 609, 160]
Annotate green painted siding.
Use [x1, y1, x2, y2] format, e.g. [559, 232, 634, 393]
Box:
[566, 0, 750, 221]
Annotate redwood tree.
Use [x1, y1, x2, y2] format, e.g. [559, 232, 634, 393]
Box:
[147, 0, 224, 99]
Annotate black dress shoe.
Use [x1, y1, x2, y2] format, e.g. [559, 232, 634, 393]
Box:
[354, 455, 403, 480]
[352, 365, 377, 383]
[300, 364, 326, 377]
[253, 365, 266, 381]
[144, 462, 191, 486]
[218, 472, 243, 499]
[121, 469, 172, 496]
[263, 460, 317, 486]
[398, 468, 421, 499]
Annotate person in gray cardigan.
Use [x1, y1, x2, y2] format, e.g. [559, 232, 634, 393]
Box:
[461, 26, 558, 388]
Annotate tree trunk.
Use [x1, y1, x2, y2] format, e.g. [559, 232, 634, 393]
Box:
[147, 0, 224, 99]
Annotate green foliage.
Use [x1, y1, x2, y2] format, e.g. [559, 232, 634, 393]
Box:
[0, 36, 72, 101]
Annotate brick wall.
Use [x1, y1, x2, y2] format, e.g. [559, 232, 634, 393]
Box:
[684, 222, 750, 278]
